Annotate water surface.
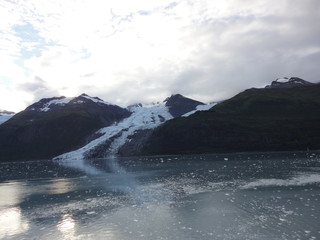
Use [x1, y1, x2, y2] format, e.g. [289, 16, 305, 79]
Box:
[0, 152, 319, 239]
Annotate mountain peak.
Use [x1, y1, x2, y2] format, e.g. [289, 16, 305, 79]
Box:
[266, 77, 315, 88]
[25, 94, 113, 112]
[164, 94, 205, 117]
[163, 94, 186, 103]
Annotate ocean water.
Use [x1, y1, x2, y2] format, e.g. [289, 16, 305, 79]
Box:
[0, 152, 319, 240]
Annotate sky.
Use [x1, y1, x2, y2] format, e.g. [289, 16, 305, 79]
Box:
[1, 0, 320, 112]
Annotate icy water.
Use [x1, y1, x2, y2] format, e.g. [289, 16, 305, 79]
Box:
[0, 152, 320, 240]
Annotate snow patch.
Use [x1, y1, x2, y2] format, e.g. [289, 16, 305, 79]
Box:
[81, 95, 111, 105]
[182, 103, 217, 117]
[40, 98, 72, 112]
[275, 77, 289, 83]
[74, 100, 85, 104]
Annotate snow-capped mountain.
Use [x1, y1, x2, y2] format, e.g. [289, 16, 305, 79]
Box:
[26, 93, 113, 112]
[0, 94, 131, 161]
[0, 110, 15, 125]
[0, 93, 212, 161]
[54, 94, 213, 160]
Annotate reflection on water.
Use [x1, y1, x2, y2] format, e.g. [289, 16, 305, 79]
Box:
[57, 214, 76, 239]
[49, 178, 75, 195]
[0, 207, 29, 238]
[0, 183, 25, 206]
[59, 158, 105, 176]
[0, 152, 319, 239]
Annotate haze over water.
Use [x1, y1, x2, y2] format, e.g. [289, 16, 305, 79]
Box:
[0, 152, 319, 240]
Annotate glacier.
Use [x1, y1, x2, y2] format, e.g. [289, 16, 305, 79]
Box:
[54, 102, 214, 161]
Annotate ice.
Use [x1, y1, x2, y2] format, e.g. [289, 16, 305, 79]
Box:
[242, 173, 320, 189]
[54, 100, 219, 161]
[54, 102, 173, 160]
[182, 103, 217, 117]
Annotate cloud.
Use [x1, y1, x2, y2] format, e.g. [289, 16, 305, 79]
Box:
[17, 76, 60, 106]
[0, 0, 320, 111]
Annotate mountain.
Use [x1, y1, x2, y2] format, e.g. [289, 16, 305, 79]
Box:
[141, 78, 320, 155]
[0, 94, 131, 161]
[4, 77, 317, 161]
[54, 94, 210, 160]
[0, 93, 208, 161]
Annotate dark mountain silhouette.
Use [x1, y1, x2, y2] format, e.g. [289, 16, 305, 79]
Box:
[141, 79, 320, 155]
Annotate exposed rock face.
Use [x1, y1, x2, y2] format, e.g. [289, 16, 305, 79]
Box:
[118, 129, 154, 156]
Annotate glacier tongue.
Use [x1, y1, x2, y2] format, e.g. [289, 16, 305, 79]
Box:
[54, 103, 173, 160]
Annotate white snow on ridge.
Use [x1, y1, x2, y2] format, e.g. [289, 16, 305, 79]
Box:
[40, 95, 111, 111]
[182, 103, 217, 117]
[40, 98, 72, 112]
[275, 78, 289, 83]
[54, 103, 173, 160]
[0, 113, 14, 125]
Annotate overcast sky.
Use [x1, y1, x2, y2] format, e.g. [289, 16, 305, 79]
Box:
[1, 0, 320, 111]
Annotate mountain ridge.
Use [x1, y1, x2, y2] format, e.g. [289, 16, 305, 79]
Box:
[0, 93, 207, 161]
[1, 77, 319, 161]
[141, 80, 320, 155]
